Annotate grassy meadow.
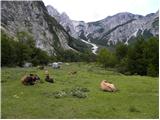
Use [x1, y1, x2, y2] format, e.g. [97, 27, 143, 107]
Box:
[1, 63, 159, 119]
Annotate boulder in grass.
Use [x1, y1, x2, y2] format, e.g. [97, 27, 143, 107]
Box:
[52, 62, 60, 69]
[23, 62, 32, 67]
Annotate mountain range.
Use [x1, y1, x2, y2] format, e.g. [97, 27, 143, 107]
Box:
[1, 1, 159, 55]
[47, 5, 159, 47]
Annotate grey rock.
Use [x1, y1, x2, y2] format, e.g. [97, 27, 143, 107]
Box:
[1, 1, 75, 55]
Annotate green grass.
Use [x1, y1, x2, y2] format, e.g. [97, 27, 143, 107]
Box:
[1, 63, 159, 119]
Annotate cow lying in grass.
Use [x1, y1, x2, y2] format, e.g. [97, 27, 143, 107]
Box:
[21, 74, 40, 85]
[100, 80, 117, 92]
[45, 75, 54, 83]
[45, 70, 54, 83]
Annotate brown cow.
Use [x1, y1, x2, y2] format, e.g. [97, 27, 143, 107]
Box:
[100, 80, 117, 92]
[45, 75, 54, 83]
[44, 70, 54, 83]
[21, 74, 40, 85]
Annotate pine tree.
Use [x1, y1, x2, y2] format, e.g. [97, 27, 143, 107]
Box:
[127, 37, 147, 75]
[115, 42, 128, 61]
[97, 48, 117, 68]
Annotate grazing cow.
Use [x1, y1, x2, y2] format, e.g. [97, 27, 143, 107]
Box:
[100, 80, 117, 92]
[21, 74, 40, 85]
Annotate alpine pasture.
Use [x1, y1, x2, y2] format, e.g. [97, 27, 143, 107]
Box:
[1, 63, 159, 119]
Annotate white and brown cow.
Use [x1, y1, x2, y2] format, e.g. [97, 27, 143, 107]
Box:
[100, 80, 117, 92]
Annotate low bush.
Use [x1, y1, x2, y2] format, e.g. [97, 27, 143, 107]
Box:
[52, 87, 89, 99]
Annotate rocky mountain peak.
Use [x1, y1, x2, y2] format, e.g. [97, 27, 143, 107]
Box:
[46, 5, 60, 15]
[46, 5, 60, 21]
[61, 12, 69, 19]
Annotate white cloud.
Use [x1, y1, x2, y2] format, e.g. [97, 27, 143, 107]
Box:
[43, 0, 159, 22]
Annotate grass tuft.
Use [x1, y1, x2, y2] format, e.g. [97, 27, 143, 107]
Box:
[129, 106, 141, 113]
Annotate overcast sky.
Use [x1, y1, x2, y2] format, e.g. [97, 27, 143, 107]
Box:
[43, 0, 159, 22]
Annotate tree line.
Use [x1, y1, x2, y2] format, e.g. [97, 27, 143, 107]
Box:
[97, 36, 159, 77]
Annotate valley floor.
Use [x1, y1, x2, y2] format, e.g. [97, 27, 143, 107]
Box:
[1, 63, 159, 119]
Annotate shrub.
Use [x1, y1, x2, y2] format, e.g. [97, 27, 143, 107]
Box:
[52, 87, 89, 99]
[116, 36, 159, 76]
[70, 87, 89, 98]
[147, 64, 157, 77]
[129, 106, 140, 112]
[115, 42, 128, 60]
[71, 90, 87, 98]
[97, 48, 117, 68]
[116, 58, 128, 74]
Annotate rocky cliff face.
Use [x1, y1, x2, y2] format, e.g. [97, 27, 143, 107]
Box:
[47, 5, 159, 46]
[95, 11, 159, 45]
[1, 1, 75, 55]
[46, 5, 78, 38]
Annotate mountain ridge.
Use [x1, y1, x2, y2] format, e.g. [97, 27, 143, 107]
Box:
[46, 5, 159, 47]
